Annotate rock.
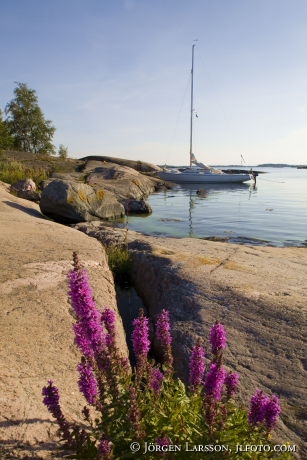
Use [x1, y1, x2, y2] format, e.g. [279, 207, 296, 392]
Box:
[84, 161, 159, 201]
[11, 178, 37, 191]
[122, 198, 152, 214]
[125, 231, 307, 455]
[73, 221, 127, 247]
[84, 161, 161, 214]
[10, 178, 40, 202]
[0, 182, 129, 459]
[39, 179, 125, 223]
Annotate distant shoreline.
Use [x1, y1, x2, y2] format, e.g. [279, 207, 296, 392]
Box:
[159, 163, 307, 169]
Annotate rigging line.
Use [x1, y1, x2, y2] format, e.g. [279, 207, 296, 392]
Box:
[165, 73, 191, 163]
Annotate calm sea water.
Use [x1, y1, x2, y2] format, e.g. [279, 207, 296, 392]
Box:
[125, 167, 307, 247]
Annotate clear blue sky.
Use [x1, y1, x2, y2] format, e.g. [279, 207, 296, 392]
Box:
[1, 0, 306, 165]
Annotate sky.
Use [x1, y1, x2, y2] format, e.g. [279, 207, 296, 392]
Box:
[0, 0, 307, 166]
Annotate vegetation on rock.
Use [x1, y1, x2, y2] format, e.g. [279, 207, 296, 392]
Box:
[106, 243, 132, 287]
[0, 152, 49, 185]
[42, 253, 294, 460]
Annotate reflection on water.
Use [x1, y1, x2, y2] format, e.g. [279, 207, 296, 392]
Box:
[125, 168, 307, 247]
[174, 183, 258, 238]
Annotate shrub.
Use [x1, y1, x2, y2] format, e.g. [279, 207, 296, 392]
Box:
[42, 253, 294, 459]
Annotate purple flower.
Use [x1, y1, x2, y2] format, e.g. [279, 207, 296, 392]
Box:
[42, 380, 72, 445]
[150, 368, 164, 395]
[204, 363, 226, 401]
[128, 385, 143, 438]
[224, 371, 239, 399]
[42, 380, 60, 417]
[210, 322, 227, 355]
[156, 309, 173, 368]
[156, 309, 172, 346]
[189, 343, 206, 390]
[101, 308, 116, 347]
[68, 265, 105, 357]
[157, 435, 171, 446]
[249, 390, 281, 431]
[98, 438, 113, 460]
[77, 361, 98, 405]
[264, 395, 281, 431]
[157, 436, 171, 456]
[248, 389, 270, 425]
[132, 310, 151, 362]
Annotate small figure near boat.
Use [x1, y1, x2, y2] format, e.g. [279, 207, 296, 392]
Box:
[249, 169, 258, 184]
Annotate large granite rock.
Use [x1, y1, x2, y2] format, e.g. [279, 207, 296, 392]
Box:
[0, 182, 129, 459]
[83, 161, 161, 214]
[121, 198, 152, 214]
[125, 232, 307, 455]
[85, 161, 158, 200]
[39, 179, 125, 223]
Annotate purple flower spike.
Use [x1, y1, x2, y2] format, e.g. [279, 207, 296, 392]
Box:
[224, 371, 239, 399]
[210, 322, 227, 355]
[98, 438, 113, 460]
[156, 309, 173, 368]
[249, 390, 281, 430]
[77, 361, 98, 405]
[189, 342, 206, 390]
[157, 435, 171, 446]
[150, 368, 164, 395]
[132, 310, 151, 362]
[42, 380, 72, 445]
[248, 389, 270, 425]
[128, 385, 143, 438]
[42, 380, 60, 417]
[101, 308, 116, 347]
[68, 263, 105, 357]
[157, 436, 171, 456]
[204, 363, 226, 401]
[156, 309, 172, 346]
[264, 395, 281, 431]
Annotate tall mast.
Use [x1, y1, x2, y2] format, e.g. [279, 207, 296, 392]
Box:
[189, 43, 196, 167]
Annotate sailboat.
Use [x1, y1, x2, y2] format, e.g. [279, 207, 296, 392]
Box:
[157, 44, 253, 184]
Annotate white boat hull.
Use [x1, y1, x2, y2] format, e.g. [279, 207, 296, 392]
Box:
[157, 171, 252, 183]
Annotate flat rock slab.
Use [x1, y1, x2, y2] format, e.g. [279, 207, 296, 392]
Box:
[0, 182, 127, 459]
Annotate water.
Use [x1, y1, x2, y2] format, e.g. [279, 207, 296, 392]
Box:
[125, 167, 307, 247]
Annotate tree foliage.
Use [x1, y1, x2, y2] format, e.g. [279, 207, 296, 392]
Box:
[58, 144, 68, 159]
[5, 82, 56, 155]
[0, 109, 14, 150]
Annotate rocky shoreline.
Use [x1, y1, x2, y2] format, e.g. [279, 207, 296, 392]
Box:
[1, 174, 307, 458]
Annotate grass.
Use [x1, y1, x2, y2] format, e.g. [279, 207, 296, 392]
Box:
[0, 156, 49, 185]
[106, 244, 132, 287]
[0, 149, 85, 186]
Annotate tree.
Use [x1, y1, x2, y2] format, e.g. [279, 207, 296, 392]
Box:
[0, 109, 14, 150]
[5, 82, 56, 155]
[58, 144, 68, 159]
